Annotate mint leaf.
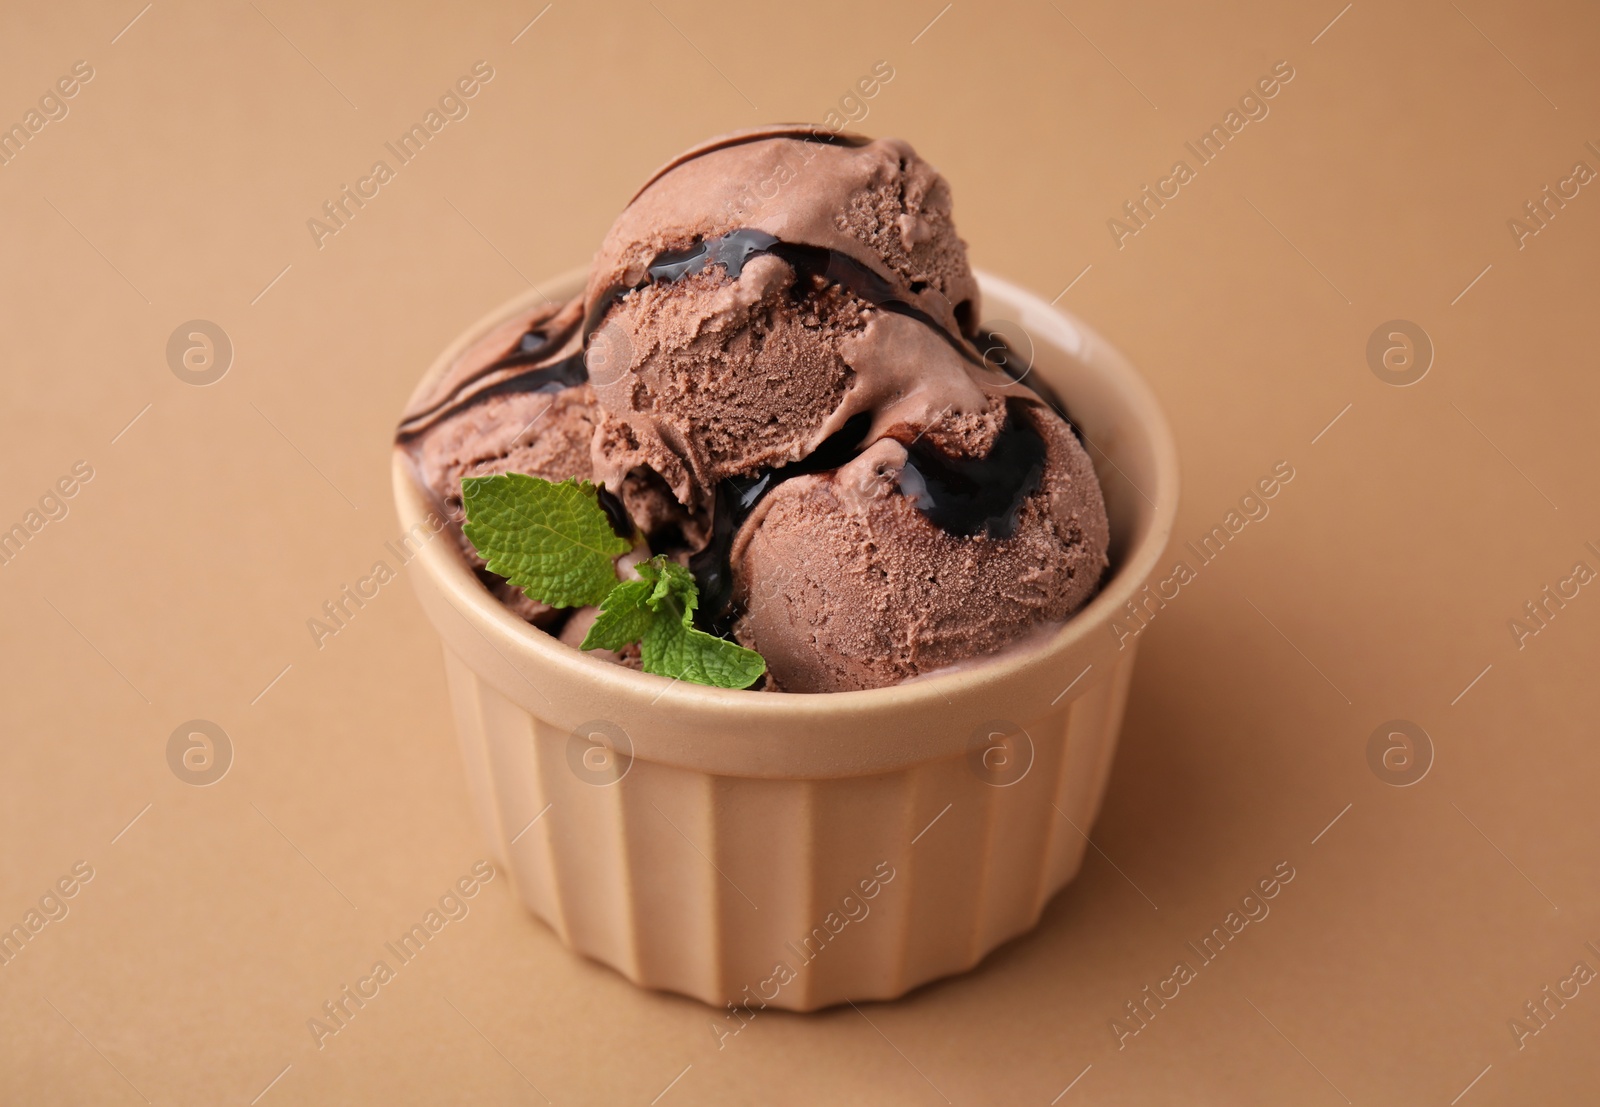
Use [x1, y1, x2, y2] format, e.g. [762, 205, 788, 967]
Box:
[460, 479, 767, 689]
[461, 474, 631, 608]
[631, 557, 766, 689]
[643, 615, 768, 690]
[580, 579, 656, 651]
[638, 557, 699, 616]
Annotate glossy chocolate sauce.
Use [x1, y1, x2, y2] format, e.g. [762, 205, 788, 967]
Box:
[585, 228, 983, 368]
[898, 403, 1046, 538]
[444, 352, 587, 410]
[691, 401, 1047, 631]
[596, 486, 635, 540]
[395, 310, 585, 441]
[626, 126, 872, 204]
[405, 224, 990, 444]
[690, 411, 873, 630]
[976, 328, 1079, 437]
[403, 220, 1056, 631]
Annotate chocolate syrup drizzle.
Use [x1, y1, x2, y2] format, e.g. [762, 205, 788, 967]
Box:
[400, 217, 1059, 631]
[433, 352, 588, 417]
[596, 486, 635, 540]
[626, 126, 872, 205]
[900, 404, 1046, 539]
[976, 329, 1076, 430]
[689, 401, 1047, 633]
[689, 411, 874, 631]
[395, 309, 585, 441]
[584, 228, 984, 370]
[402, 224, 992, 441]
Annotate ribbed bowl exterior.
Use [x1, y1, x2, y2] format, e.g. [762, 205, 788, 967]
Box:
[443, 644, 1137, 1011]
[396, 269, 1177, 1012]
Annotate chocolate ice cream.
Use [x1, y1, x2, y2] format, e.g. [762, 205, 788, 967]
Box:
[397, 126, 1110, 691]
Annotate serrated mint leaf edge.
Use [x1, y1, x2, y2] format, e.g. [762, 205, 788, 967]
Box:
[460, 474, 630, 609]
[638, 582, 766, 690]
[580, 578, 655, 651]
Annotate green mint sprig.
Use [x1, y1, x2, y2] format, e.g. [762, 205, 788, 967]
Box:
[461, 474, 631, 608]
[460, 474, 766, 690]
[583, 556, 767, 689]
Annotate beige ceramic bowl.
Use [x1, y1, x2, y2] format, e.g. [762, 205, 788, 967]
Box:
[393, 269, 1178, 1011]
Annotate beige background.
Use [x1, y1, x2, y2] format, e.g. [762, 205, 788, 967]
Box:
[2, 0, 1597, 1103]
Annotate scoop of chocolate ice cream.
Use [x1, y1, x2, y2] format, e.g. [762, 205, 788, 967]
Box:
[395, 127, 1113, 691]
[584, 128, 987, 508]
[730, 399, 1108, 692]
[397, 296, 692, 625]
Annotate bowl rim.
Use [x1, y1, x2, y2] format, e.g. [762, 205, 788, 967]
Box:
[393, 267, 1179, 719]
